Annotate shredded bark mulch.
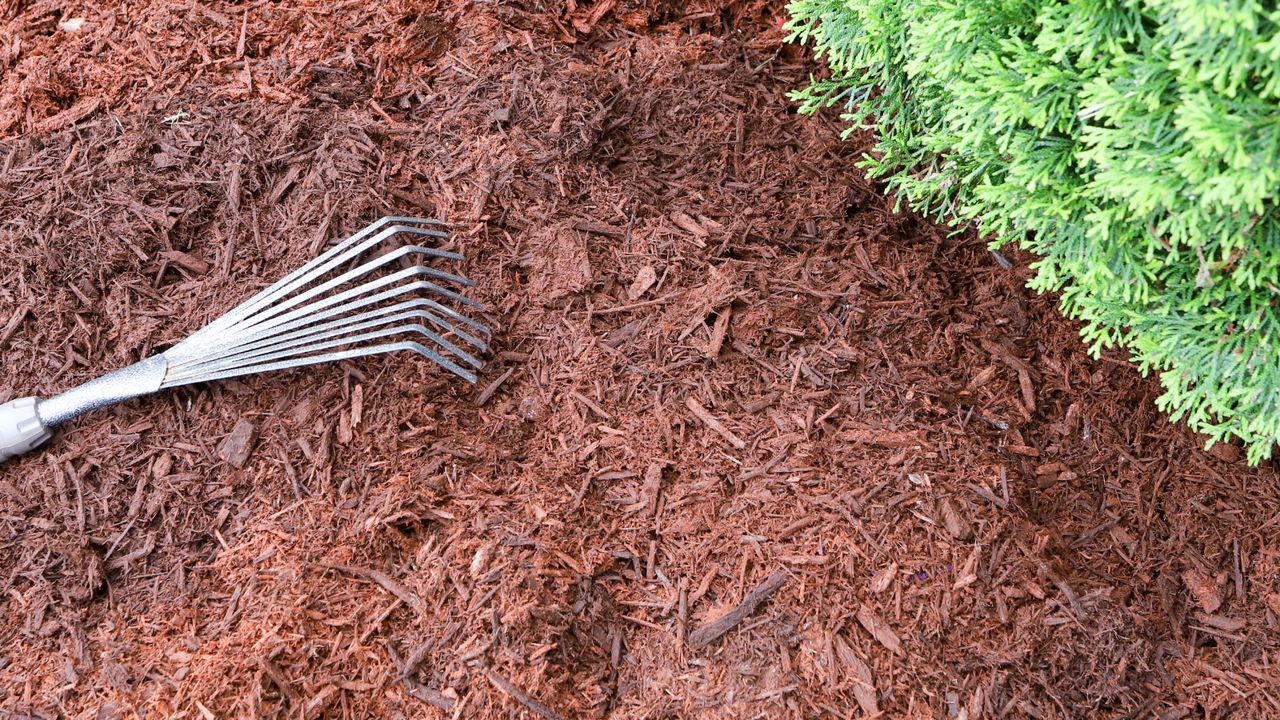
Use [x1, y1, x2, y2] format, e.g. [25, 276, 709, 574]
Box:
[2, 1, 1278, 718]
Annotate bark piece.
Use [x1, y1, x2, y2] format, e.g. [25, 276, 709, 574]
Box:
[689, 569, 787, 648]
[628, 265, 657, 300]
[217, 419, 258, 468]
[1182, 569, 1222, 613]
[856, 605, 903, 656]
[834, 634, 878, 715]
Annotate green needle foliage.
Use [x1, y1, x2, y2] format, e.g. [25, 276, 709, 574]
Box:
[788, 0, 1280, 463]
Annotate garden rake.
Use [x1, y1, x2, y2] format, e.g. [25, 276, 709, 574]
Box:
[0, 216, 489, 462]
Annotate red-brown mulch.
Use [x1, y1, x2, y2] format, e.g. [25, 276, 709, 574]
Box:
[2, 1, 1278, 718]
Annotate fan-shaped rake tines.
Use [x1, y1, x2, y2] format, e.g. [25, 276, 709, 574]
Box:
[0, 216, 491, 463]
[160, 216, 490, 385]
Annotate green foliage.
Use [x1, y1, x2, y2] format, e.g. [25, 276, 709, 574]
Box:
[788, 0, 1280, 463]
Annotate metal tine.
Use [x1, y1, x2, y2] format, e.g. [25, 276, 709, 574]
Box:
[213, 217, 447, 323]
[188, 218, 440, 340]
[172, 340, 478, 386]
[168, 323, 483, 386]
[216, 243, 472, 337]
[171, 297, 487, 372]
[165, 264, 482, 366]
[165, 308, 482, 384]
[190, 220, 451, 339]
[172, 284, 488, 373]
[215, 236, 466, 336]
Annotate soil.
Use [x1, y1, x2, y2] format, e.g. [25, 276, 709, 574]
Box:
[2, 1, 1278, 719]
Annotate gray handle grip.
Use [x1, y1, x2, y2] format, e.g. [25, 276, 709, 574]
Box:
[0, 397, 52, 463]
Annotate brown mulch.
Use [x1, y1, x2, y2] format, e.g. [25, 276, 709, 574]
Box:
[2, 1, 1279, 718]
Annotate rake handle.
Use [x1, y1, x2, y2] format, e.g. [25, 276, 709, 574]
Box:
[0, 397, 52, 462]
[0, 355, 167, 463]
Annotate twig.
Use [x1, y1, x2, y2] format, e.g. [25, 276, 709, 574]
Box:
[688, 569, 788, 648]
[475, 366, 515, 407]
[740, 445, 789, 482]
[406, 684, 456, 711]
[572, 220, 625, 238]
[571, 391, 612, 421]
[386, 643, 455, 711]
[592, 290, 684, 316]
[316, 563, 424, 615]
[685, 397, 746, 449]
[484, 669, 562, 720]
[0, 303, 32, 347]
[398, 639, 434, 681]
[359, 598, 402, 644]
[677, 579, 689, 647]
[258, 656, 300, 706]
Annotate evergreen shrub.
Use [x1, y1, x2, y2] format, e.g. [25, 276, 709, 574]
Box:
[788, 0, 1280, 463]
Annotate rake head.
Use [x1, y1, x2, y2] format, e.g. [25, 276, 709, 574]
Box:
[16, 217, 489, 439]
[161, 215, 490, 388]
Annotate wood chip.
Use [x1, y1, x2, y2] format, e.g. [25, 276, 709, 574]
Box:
[469, 544, 493, 577]
[571, 219, 625, 238]
[386, 643, 456, 710]
[839, 427, 926, 448]
[1182, 569, 1223, 613]
[160, 250, 210, 274]
[703, 304, 731, 358]
[689, 569, 787, 648]
[407, 684, 456, 711]
[571, 390, 612, 421]
[351, 384, 364, 428]
[258, 656, 300, 705]
[572, 0, 618, 33]
[671, 210, 709, 241]
[32, 97, 102, 134]
[856, 605, 903, 656]
[485, 669, 562, 720]
[336, 411, 353, 445]
[938, 496, 973, 540]
[628, 264, 657, 300]
[217, 419, 258, 468]
[641, 462, 664, 516]
[0, 303, 32, 347]
[834, 633, 878, 715]
[685, 397, 745, 449]
[152, 452, 173, 480]
[1207, 442, 1242, 463]
[318, 564, 425, 615]
[303, 685, 338, 720]
[869, 563, 897, 594]
[475, 366, 515, 406]
[967, 365, 997, 390]
[1195, 613, 1245, 632]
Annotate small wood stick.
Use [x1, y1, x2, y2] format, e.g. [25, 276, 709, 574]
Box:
[571, 390, 612, 421]
[387, 643, 455, 711]
[484, 669, 562, 720]
[359, 598, 403, 644]
[0, 303, 32, 347]
[685, 397, 746, 449]
[475, 366, 515, 406]
[406, 684, 456, 711]
[688, 569, 788, 648]
[677, 579, 690, 647]
[316, 563, 424, 615]
[257, 656, 300, 706]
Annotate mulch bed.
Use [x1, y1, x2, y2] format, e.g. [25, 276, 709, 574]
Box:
[2, 1, 1278, 718]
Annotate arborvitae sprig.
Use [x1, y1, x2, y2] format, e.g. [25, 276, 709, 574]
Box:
[789, 0, 1280, 462]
